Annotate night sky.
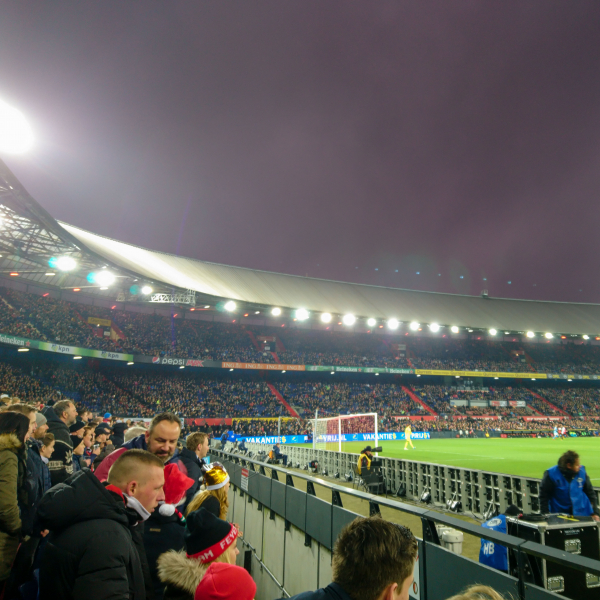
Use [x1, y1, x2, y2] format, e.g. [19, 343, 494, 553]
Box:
[1, 2, 600, 303]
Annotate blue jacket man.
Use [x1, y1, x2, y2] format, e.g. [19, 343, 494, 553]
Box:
[539, 450, 599, 519]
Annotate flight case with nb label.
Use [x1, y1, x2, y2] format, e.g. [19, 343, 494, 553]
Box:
[507, 515, 600, 598]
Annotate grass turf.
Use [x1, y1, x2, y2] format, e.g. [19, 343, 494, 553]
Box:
[292, 437, 600, 481]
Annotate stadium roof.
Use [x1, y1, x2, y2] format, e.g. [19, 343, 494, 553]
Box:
[61, 221, 600, 336]
[2, 156, 600, 336]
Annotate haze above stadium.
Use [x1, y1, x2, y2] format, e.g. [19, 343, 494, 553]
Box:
[1, 2, 599, 304]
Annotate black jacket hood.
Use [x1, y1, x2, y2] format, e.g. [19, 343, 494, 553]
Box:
[37, 468, 130, 532]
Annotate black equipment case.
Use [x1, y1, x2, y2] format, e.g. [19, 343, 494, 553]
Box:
[507, 515, 600, 598]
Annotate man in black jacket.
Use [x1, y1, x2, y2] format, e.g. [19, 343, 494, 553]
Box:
[43, 400, 77, 486]
[178, 431, 209, 504]
[38, 449, 165, 600]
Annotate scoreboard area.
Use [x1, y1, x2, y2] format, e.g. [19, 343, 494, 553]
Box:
[289, 437, 600, 480]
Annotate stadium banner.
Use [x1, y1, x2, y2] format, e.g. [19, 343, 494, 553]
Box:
[415, 369, 547, 379]
[133, 356, 222, 367]
[306, 365, 413, 374]
[222, 361, 306, 371]
[490, 400, 507, 407]
[239, 435, 309, 444]
[87, 317, 111, 327]
[548, 373, 599, 380]
[315, 432, 431, 443]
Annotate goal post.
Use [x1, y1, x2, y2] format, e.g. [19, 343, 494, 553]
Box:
[313, 412, 378, 453]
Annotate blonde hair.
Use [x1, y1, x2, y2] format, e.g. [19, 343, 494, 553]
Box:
[185, 487, 229, 520]
[446, 585, 506, 600]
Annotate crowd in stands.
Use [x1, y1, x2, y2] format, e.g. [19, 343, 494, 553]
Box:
[4, 287, 600, 377]
[534, 387, 600, 417]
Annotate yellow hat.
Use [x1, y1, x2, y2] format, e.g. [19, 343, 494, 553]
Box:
[204, 465, 230, 491]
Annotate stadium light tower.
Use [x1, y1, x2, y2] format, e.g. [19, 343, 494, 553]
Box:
[141, 285, 153, 295]
[489, 329, 497, 336]
[544, 332, 553, 339]
[526, 331, 535, 338]
[342, 314, 355, 326]
[429, 323, 440, 332]
[387, 319, 399, 330]
[367, 318, 377, 327]
[451, 326, 459, 333]
[320, 313, 332, 323]
[295, 308, 309, 321]
[224, 300, 236, 312]
[409, 321, 419, 331]
[0, 98, 34, 154]
[271, 307, 281, 316]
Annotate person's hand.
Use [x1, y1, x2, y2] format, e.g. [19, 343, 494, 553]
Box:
[592, 514, 600, 522]
[40, 529, 49, 537]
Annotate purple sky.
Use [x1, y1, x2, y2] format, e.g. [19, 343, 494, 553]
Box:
[2, 2, 600, 303]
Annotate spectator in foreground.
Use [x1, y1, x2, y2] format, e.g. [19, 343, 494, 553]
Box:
[95, 412, 182, 481]
[157, 507, 242, 600]
[38, 449, 166, 600]
[446, 586, 506, 600]
[281, 517, 418, 600]
[194, 563, 256, 600]
[185, 464, 230, 520]
[42, 399, 77, 485]
[179, 432, 210, 502]
[0, 411, 30, 595]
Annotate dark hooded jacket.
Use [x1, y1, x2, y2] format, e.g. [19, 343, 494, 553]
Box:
[42, 406, 73, 486]
[37, 468, 147, 600]
[177, 448, 205, 505]
[283, 583, 353, 600]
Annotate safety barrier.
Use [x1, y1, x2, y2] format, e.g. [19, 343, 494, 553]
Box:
[213, 448, 600, 600]
[221, 441, 600, 520]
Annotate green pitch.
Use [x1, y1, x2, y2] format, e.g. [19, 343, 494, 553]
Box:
[292, 438, 600, 481]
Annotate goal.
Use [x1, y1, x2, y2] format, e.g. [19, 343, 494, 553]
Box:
[313, 412, 378, 452]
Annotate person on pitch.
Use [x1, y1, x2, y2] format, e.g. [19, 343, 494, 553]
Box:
[539, 450, 599, 520]
[404, 423, 415, 450]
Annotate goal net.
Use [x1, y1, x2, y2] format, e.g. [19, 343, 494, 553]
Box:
[313, 412, 378, 453]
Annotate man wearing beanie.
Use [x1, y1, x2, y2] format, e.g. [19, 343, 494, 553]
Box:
[280, 517, 418, 600]
[157, 508, 241, 600]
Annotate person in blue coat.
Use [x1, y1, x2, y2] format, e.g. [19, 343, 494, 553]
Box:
[539, 450, 599, 519]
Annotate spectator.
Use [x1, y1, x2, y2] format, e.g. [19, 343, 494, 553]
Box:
[0, 411, 30, 594]
[38, 449, 166, 600]
[92, 425, 115, 470]
[281, 516, 418, 600]
[95, 412, 182, 481]
[194, 563, 256, 600]
[446, 586, 506, 600]
[271, 442, 288, 466]
[144, 463, 195, 600]
[39, 433, 54, 492]
[185, 465, 230, 520]
[71, 434, 86, 472]
[179, 432, 209, 502]
[34, 411, 48, 438]
[126, 425, 148, 442]
[43, 399, 77, 485]
[157, 507, 242, 600]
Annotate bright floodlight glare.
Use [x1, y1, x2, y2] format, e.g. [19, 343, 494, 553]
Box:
[0, 99, 34, 154]
[489, 329, 497, 336]
[94, 271, 116, 287]
[271, 307, 281, 316]
[451, 326, 459, 333]
[526, 331, 535, 338]
[545, 332, 553, 339]
[429, 323, 440, 332]
[295, 308, 309, 321]
[409, 321, 419, 331]
[320, 312, 332, 323]
[141, 286, 153, 295]
[387, 318, 399, 330]
[224, 300, 236, 312]
[56, 256, 76, 272]
[583, 335, 590, 340]
[342, 314, 356, 326]
[367, 318, 377, 327]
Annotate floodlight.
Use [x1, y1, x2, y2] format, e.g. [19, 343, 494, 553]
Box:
[295, 308, 309, 321]
[320, 313, 332, 323]
[367, 318, 377, 327]
[388, 319, 399, 330]
[544, 332, 553, 339]
[271, 307, 281, 316]
[409, 321, 419, 331]
[429, 323, 440, 332]
[141, 286, 153, 295]
[489, 329, 497, 336]
[342, 314, 356, 326]
[583, 335, 590, 340]
[526, 331, 535, 338]
[224, 301, 236, 312]
[91, 271, 116, 287]
[451, 326, 459, 333]
[0, 98, 34, 154]
[49, 256, 76, 272]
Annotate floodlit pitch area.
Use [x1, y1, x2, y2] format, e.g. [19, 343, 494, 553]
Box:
[292, 438, 600, 480]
